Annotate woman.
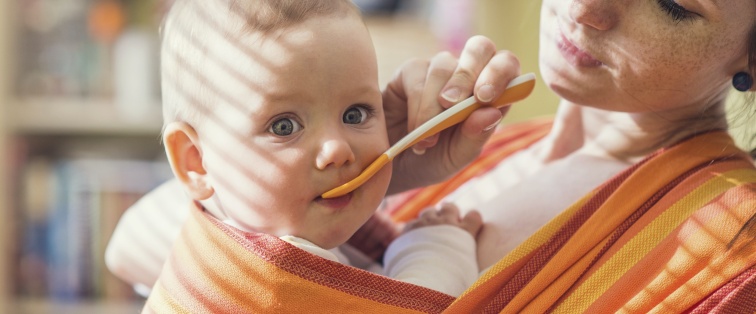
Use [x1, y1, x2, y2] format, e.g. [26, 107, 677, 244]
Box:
[107, 0, 756, 312]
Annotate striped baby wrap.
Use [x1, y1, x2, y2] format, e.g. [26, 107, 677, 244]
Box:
[145, 119, 756, 313]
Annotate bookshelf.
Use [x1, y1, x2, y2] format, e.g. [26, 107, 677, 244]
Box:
[8, 98, 162, 136]
[0, 0, 171, 310]
[0, 0, 14, 304]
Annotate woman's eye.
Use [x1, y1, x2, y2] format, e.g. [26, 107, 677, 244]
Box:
[343, 106, 370, 124]
[270, 117, 302, 136]
[656, 0, 695, 22]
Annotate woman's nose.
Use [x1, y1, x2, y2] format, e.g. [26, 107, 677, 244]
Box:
[569, 0, 618, 31]
[316, 137, 356, 170]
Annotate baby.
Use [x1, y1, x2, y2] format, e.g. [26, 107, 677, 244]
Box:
[154, 0, 480, 300]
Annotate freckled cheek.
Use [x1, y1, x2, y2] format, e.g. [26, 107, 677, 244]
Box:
[618, 44, 697, 91]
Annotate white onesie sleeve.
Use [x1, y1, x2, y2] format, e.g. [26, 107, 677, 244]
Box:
[383, 225, 478, 297]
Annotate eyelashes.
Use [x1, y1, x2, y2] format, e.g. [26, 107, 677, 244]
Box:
[656, 0, 695, 22]
[267, 104, 378, 137]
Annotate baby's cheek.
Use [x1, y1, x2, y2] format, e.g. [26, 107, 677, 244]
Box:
[374, 160, 392, 192]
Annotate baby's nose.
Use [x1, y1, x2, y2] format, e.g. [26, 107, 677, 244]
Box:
[316, 138, 356, 170]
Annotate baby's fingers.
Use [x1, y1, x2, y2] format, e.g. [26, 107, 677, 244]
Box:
[460, 210, 483, 237]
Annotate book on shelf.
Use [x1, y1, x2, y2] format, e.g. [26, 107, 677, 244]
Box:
[18, 156, 172, 301]
[15, 0, 162, 101]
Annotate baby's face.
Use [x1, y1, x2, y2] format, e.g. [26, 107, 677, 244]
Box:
[194, 13, 390, 249]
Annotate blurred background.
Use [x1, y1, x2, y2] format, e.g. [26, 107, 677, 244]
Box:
[0, 0, 748, 312]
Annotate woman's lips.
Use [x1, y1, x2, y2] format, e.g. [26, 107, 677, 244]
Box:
[557, 33, 603, 68]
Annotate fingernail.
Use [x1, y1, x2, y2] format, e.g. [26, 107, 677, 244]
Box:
[442, 88, 461, 102]
[484, 118, 502, 132]
[412, 147, 426, 155]
[478, 84, 495, 103]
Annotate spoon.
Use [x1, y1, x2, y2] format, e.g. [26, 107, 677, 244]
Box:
[321, 73, 536, 199]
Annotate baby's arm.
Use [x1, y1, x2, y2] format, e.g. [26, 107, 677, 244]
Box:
[383, 203, 482, 297]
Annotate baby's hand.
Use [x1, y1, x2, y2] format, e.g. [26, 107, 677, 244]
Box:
[403, 203, 483, 238]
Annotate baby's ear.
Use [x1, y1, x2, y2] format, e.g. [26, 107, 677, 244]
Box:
[163, 122, 214, 200]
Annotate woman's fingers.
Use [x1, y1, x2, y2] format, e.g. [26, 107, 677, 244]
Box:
[439, 35, 497, 107]
[410, 36, 499, 155]
[409, 52, 458, 154]
[382, 35, 524, 194]
[475, 49, 522, 103]
[383, 58, 425, 145]
[445, 49, 521, 162]
[418, 39, 522, 153]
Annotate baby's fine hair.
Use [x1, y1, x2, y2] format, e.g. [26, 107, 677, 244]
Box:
[232, 0, 360, 34]
[160, 0, 360, 129]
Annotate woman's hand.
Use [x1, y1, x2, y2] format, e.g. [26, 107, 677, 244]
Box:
[382, 35, 521, 194]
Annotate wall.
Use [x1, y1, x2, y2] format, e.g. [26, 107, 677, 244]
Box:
[727, 93, 755, 151]
[475, 0, 560, 124]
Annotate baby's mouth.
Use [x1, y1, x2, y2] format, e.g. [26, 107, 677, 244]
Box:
[315, 191, 353, 209]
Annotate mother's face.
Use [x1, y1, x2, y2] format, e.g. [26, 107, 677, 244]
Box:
[539, 0, 756, 115]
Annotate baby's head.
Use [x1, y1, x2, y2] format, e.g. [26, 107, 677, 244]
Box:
[160, 0, 392, 249]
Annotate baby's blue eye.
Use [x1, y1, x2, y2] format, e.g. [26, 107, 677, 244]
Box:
[270, 118, 302, 136]
[343, 106, 368, 124]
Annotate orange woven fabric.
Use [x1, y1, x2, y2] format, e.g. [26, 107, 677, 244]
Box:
[143, 202, 455, 314]
[388, 123, 756, 314]
[144, 120, 756, 313]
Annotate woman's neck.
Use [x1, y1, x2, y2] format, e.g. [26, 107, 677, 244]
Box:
[534, 99, 728, 163]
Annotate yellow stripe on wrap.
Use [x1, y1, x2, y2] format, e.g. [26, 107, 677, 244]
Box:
[496, 132, 751, 313]
[443, 194, 591, 313]
[645, 194, 756, 314]
[146, 280, 191, 314]
[477, 194, 590, 284]
[553, 169, 756, 313]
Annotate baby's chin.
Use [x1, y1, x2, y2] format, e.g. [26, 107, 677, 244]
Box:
[313, 233, 356, 250]
[312, 224, 368, 251]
